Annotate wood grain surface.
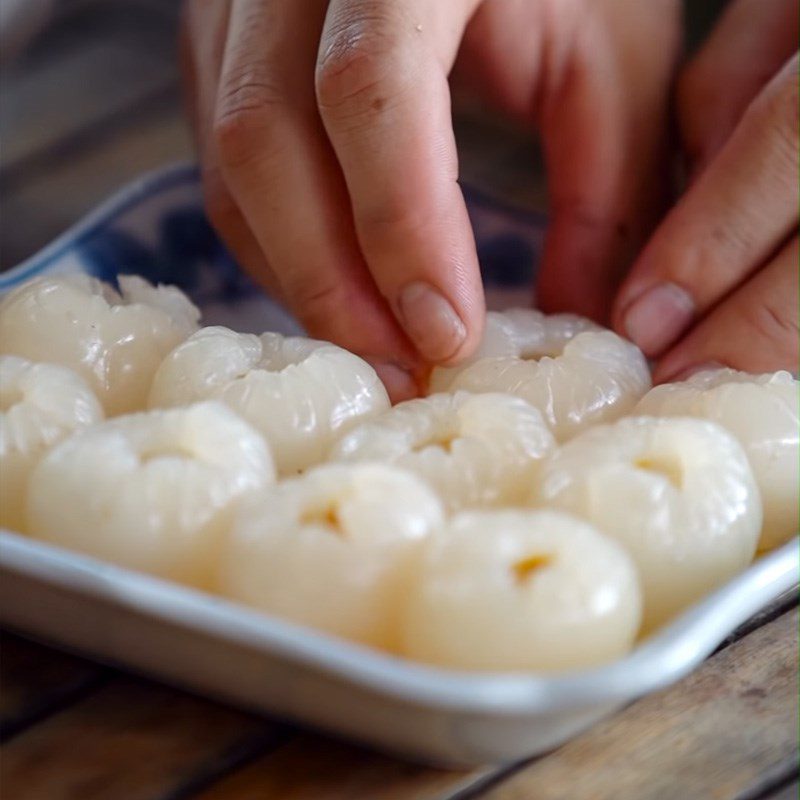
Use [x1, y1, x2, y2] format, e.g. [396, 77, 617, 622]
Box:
[174, 608, 798, 800]
[0, 635, 107, 741]
[0, 672, 288, 800]
[478, 608, 799, 800]
[3, 604, 794, 799]
[0, 4, 797, 799]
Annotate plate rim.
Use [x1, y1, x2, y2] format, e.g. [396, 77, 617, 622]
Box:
[1, 529, 796, 714]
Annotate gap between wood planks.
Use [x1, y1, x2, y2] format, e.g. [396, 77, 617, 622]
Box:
[1, 592, 795, 800]
[0, 596, 796, 800]
[3, 587, 794, 749]
[147, 604, 800, 800]
[154, 596, 800, 800]
[733, 758, 800, 800]
[447, 608, 798, 800]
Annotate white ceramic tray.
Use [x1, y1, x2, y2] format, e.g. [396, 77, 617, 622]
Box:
[1, 164, 797, 766]
[1, 532, 796, 765]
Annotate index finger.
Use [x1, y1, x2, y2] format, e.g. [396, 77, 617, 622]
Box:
[316, 0, 485, 365]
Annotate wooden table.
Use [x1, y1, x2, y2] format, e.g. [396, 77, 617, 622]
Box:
[1, 3, 798, 798]
[1, 594, 797, 800]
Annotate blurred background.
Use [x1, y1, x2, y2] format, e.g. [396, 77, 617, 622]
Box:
[0, 0, 728, 271]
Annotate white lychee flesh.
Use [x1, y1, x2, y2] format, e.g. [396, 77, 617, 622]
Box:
[149, 326, 390, 475]
[445, 328, 650, 441]
[636, 369, 799, 551]
[329, 391, 556, 510]
[26, 401, 274, 589]
[430, 308, 600, 393]
[402, 509, 642, 671]
[535, 416, 762, 631]
[0, 274, 200, 415]
[220, 463, 444, 650]
[0, 356, 103, 533]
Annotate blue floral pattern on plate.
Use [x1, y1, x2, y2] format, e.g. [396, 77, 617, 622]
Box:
[0, 163, 546, 334]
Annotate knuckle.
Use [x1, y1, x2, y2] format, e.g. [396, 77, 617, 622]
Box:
[213, 0, 288, 166]
[316, 45, 387, 114]
[744, 298, 799, 353]
[288, 278, 348, 327]
[316, 14, 404, 117]
[358, 200, 433, 245]
[213, 88, 280, 169]
[214, 44, 286, 169]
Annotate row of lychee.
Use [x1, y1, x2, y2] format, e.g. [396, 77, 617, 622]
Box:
[0, 274, 796, 671]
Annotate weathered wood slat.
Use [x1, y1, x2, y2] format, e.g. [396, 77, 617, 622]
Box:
[0, 47, 175, 178]
[0, 0, 178, 174]
[0, 104, 191, 269]
[192, 735, 490, 800]
[727, 754, 800, 800]
[187, 608, 798, 800]
[471, 608, 799, 800]
[0, 632, 108, 741]
[0, 677, 288, 800]
[762, 779, 799, 800]
[716, 588, 799, 652]
[0, 0, 190, 271]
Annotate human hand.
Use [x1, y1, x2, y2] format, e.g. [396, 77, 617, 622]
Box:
[181, 1, 680, 399]
[612, 0, 799, 381]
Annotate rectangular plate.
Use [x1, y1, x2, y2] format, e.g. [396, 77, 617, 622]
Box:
[1, 164, 797, 766]
[1, 531, 796, 765]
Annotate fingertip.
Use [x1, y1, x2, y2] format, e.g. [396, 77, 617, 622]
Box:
[350, 182, 485, 367]
[395, 280, 468, 364]
[355, 202, 486, 367]
[367, 359, 420, 403]
[617, 281, 696, 358]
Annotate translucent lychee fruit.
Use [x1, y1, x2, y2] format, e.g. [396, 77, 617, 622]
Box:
[535, 416, 762, 631]
[0, 355, 103, 533]
[148, 326, 390, 475]
[401, 509, 642, 671]
[220, 462, 445, 650]
[0, 274, 200, 415]
[329, 391, 556, 511]
[26, 402, 274, 589]
[430, 308, 600, 393]
[635, 369, 799, 551]
[442, 324, 650, 441]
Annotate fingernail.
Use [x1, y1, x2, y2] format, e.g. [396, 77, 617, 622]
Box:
[396, 281, 467, 362]
[623, 282, 695, 357]
[657, 360, 726, 384]
[369, 360, 419, 403]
